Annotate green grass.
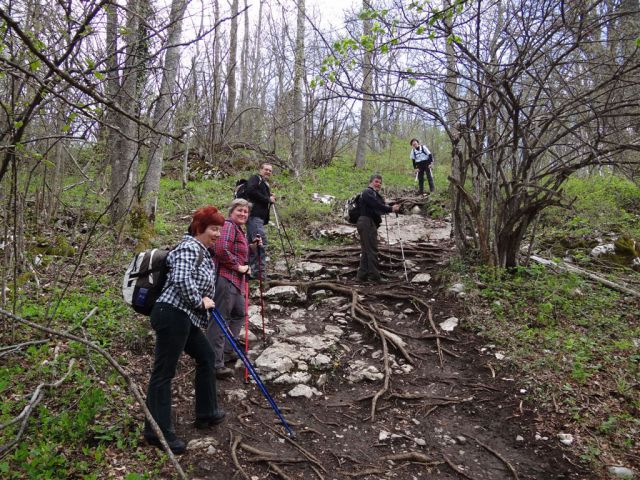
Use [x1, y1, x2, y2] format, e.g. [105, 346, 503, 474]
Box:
[468, 263, 639, 461]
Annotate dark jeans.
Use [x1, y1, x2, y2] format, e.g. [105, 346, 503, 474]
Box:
[145, 302, 218, 440]
[416, 162, 434, 193]
[206, 276, 245, 368]
[247, 216, 268, 281]
[356, 216, 381, 280]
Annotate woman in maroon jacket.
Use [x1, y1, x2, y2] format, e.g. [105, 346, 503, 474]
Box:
[206, 198, 256, 378]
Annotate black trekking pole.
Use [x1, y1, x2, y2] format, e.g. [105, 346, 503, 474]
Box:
[210, 309, 295, 437]
[270, 204, 292, 275]
[272, 203, 295, 257]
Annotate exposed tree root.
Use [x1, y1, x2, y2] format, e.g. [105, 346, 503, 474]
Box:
[467, 434, 520, 480]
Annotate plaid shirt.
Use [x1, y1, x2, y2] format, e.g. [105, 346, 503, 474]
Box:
[157, 235, 216, 328]
[213, 219, 249, 292]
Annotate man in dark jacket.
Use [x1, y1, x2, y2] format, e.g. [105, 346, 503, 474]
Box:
[356, 174, 400, 282]
[244, 162, 275, 280]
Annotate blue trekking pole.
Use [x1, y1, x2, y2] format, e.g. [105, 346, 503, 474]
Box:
[210, 309, 295, 437]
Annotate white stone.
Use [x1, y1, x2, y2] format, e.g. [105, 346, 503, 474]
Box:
[255, 344, 296, 373]
[414, 438, 426, 446]
[311, 193, 335, 204]
[311, 289, 328, 298]
[347, 360, 384, 382]
[382, 310, 393, 317]
[279, 320, 307, 335]
[187, 436, 220, 450]
[557, 433, 574, 446]
[226, 389, 248, 402]
[295, 261, 324, 274]
[316, 373, 328, 387]
[608, 466, 635, 479]
[411, 273, 432, 284]
[311, 354, 332, 368]
[400, 364, 414, 374]
[449, 283, 465, 294]
[239, 327, 257, 343]
[379, 430, 391, 441]
[288, 384, 321, 398]
[318, 225, 357, 238]
[403, 308, 414, 314]
[324, 325, 344, 337]
[516, 435, 524, 442]
[274, 372, 312, 384]
[590, 243, 615, 257]
[264, 285, 306, 303]
[495, 352, 506, 360]
[411, 206, 421, 214]
[439, 317, 459, 332]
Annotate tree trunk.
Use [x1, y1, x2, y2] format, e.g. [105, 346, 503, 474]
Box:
[292, 0, 306, 174]
[354, 0, 373, 168]
[224, 0, 239, 138]
[140, 0, 188, 220]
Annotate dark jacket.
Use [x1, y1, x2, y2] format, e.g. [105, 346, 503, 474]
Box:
[245, 174, 271, 223]
[360, 186, 392, 228]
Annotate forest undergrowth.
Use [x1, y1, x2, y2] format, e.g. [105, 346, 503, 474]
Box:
[1, 153, 638, 478]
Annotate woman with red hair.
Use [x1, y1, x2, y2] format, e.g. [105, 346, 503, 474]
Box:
[143, 205, 226, 454]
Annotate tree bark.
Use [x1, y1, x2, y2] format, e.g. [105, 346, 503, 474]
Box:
[354, 0, 373, 168]
[140, 0, 188, 220]
[292, 0, 306, 174]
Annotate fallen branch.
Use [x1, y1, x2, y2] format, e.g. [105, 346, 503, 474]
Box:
[231, 434, 251, 480]
[0, 358, 75, 458]
[442, 453, 479, 480]
[531, 255, 640, 298]
[427, 305, 444, 367]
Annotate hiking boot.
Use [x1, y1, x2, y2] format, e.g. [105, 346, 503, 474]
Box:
[215, 367, 234, 379]
[144, 435, 186, 454]
[194, 410, 226, 429]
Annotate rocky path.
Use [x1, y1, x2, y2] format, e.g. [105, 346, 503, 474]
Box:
[146, 213, 591, 479]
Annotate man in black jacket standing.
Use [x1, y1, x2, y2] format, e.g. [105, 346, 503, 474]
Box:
[357, 174, 400, 283]
[244, 162, 275, 280]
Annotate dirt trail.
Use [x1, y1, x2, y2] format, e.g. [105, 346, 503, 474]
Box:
[140, 212, 591, 480]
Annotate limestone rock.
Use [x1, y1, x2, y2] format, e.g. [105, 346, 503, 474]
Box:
[608, 466, 635, 479]
[347, 360, 384, 382]
[288, 384, 321, 398]
[295, 261, 324, 274]
[411, 273, 432, 284]
[274, 372, 312, 385]
[264, 285, 306, 303]
[439, 317, 459, 332]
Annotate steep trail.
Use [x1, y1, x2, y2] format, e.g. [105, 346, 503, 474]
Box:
[136, 209, 590, 479]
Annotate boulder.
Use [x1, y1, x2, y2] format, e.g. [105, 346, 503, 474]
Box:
[264, 285, 306, 303]
[288, 384, 321, 398]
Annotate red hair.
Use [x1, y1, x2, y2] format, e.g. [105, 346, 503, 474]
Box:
[190, 205, 225, 235]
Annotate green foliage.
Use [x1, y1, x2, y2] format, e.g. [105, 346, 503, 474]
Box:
[468, 263, 639, 463]
[541, 174, 640, 240]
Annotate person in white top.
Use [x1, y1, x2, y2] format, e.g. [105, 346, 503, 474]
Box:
[410, 138, 434, 195]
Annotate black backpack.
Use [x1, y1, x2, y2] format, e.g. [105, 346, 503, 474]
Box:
[345, 194, 361, 224]
[234, 179, 248, 199]
[122, 247, 203, 316]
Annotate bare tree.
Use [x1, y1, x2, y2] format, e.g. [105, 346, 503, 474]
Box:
[292, 0, 306, 173]
[354, 0, 374, 168]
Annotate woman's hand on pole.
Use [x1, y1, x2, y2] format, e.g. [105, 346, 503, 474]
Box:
[202, 296, 215, 310]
